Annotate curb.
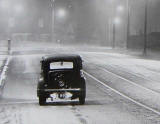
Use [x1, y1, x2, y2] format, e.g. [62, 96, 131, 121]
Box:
[0, 56, 10, 91]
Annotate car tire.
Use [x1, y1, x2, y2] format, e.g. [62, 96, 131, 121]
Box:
[79, 79, 86, 105]
[79, 96, 85, 105]
[39, 96, 46, 106]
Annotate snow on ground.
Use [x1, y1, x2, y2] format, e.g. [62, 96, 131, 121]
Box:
[81, 51, 160, 82]
[1, 44, 160, 123]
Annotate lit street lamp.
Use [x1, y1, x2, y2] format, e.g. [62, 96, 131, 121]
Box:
[109, 2, 124, 48]
[14, 4, 24, 14]
[117, 5, 124, 13]
[57, 9, 66, 18]
[111, 0, 130, 49]
[0, 0, 10, 9]
[50, 0, 66, 42]
[113, 17, 121, 48]
[114, 17, 121, 24]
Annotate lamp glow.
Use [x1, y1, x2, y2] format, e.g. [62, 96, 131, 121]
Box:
[1, 0, 10, 9]
[57, 9, 66, 18]
[114, 17, 121, 24]
[117, 5, 124, 12]
[14, 4, 23, 13]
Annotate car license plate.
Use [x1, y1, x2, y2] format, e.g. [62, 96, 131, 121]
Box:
[50, 92, 73, 99]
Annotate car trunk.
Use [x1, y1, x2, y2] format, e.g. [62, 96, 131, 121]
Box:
[47, 69, 80, 89]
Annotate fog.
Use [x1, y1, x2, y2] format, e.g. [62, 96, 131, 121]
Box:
[0, 0, 160, 50]
[1, 1, 160, 123]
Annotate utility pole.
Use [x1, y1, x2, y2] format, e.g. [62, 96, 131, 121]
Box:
[51, 0, 55, 42]
[126, 0, 130, 49]
[108, 19, 111, 46]
[143, 0, 148, 55]
[113, 23, 116, 48]
[111, 1, 116, 49]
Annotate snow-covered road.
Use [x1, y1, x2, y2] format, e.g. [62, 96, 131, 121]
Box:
[0, 47, 160, 124]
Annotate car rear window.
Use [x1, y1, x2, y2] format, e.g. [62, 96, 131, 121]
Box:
[50, 61, 73, 69]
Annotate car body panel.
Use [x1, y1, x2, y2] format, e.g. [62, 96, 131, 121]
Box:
[37, 54, 86, 105]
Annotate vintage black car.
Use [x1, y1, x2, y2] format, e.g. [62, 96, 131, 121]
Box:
[37, 54, 86, 105]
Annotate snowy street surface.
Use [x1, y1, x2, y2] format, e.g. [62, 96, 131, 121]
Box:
[1, 45, 160, 124]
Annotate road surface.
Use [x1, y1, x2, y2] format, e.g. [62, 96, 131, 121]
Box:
[0, 46, 160, 124]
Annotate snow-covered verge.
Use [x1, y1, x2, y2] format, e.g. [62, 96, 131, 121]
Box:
[0, 57, 11, 88]
[0, 40, 10, 93]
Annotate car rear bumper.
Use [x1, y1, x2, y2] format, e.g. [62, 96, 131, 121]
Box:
[43, 88, 81, 92]
[37, 88, 82, 98]
[37, 88, 81, 94]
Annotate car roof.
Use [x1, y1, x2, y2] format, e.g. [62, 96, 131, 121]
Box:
[42, 54, 82, 62]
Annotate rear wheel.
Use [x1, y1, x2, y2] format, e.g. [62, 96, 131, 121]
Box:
[39, 96, 46, 106]
[79, 79, 86, 105]
[79, 96, 85, 105]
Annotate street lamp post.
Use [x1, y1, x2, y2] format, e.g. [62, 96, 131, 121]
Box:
[51, 0, 55, 42]
[113, 17, 120, 48]
[110, 1, 124, 49]
[113, 22, 116, 48]
[126, 0, 130, 49]
[143, 0, 148, 55]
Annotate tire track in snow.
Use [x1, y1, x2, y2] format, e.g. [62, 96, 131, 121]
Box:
[84, 71, 160, 116]
[70, 106, 88, 124]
